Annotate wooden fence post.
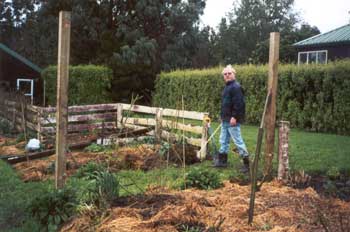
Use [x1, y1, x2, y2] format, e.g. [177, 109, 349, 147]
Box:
[199, 113, 209, 160]
[263, 32, 280, 177]
[117, 103, 123, 128]
[20, 96, 28, 143]
[277, 121, 290, 181]
[55, 11, 71, 189]
[155, 108, 163, 142]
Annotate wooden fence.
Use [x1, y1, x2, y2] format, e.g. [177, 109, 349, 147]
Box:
[0, 100, 209, 159]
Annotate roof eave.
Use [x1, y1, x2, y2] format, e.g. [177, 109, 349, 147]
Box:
[293, 41, 350, 48]
[0, 43, 42, 73]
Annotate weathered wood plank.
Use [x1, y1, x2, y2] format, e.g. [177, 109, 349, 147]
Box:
[40, 112, 117, 125]
[154, 130, 201, 147]
[121, 103, 207, 120]
[123, 117, 156, 126]
[42, 121, 116, 134]
[42, 103, 118, 113]
[162, 108, 206, 121]
[121, 103, 158, 114]
[161, 120, 202, 134]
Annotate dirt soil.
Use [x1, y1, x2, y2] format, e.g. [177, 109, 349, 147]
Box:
[61, 180, 350, 232]
[13, 144, 198, 182]
[0, 137, 25, 155]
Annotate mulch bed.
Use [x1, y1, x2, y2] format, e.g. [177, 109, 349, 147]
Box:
[13, 143, 199, 182]
[61, 180, 350, 232]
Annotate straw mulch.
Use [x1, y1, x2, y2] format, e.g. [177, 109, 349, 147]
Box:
[61, 181, 350, 232]
[13, 145, 166, 182]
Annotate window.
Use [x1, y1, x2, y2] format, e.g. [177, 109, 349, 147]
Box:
[17, 78, 34, 104]
[298, 50, 328, 65]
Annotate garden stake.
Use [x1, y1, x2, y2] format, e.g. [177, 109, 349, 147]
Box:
[248, 90, 271, 225]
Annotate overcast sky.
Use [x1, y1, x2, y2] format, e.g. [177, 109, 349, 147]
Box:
[200, 0, 350, 33]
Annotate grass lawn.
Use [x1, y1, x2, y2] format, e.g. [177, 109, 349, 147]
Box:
[1, 124, 349, 230]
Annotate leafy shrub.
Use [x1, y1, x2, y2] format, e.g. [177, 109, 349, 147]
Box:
[84, 143, 106, 153]
[183, 167, 222, 190]
[42, 65, 113, 106]
[29, 188, 77, 231]
[154, 60, 350, 135]
[74, 162, 106, 180]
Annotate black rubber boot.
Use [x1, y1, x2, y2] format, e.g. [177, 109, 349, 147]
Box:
[213, 153, 228, 168]
[240, 157, 250, 173]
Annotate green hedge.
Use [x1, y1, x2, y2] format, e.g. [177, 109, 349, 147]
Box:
[42, 65, 113, 106]
[153, 60, 350, 135]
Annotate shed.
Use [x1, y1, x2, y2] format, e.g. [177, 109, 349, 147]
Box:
[293, 24, 350, 64]
[0, 43, 43, 104]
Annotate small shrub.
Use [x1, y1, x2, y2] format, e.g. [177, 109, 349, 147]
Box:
[84, 143, 106, 153]
[29, 188, 77, 231]
[183, 167, 222, 190]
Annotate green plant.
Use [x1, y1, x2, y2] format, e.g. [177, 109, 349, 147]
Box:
[183, 167, 222, 190]
[0, 118, 12, 135]
[177, 224, 204, 232]
[74, 162, 106, 180]
[323, 180, 337, 196]
[15, 133, 26, 143]
[154, 60, 350, 135]
[46, 161, 72, 174]
[29, 187, 77, 231]
[84, 143, 106, 153]
[159, 141, 170, 157]
[42, 65, 113, 106]
[141, 136, 155, 144]
[82, 171, 120, 209]
[327, 166, 340, 180]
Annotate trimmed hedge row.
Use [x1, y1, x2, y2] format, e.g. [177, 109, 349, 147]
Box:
[42, 65, 113, 106]
[153, 60, 350, 135]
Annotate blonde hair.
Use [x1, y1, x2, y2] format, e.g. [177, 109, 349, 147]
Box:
[222, 65, 236, 75]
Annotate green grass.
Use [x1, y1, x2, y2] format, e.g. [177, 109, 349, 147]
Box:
[0, 160, 49, 231]
[1, 125, 349, 230]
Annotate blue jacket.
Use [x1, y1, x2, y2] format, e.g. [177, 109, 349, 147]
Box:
[220, 80, 245, 123]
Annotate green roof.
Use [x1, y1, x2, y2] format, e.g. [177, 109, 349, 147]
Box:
[0, 43, 42, 73]
[293, 24, 350, 47]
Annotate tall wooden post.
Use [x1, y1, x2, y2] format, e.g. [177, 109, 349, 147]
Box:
[55, 11, 71, 189]
[263, 32, 280, 177]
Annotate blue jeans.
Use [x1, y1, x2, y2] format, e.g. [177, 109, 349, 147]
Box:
[219, 121, 249, 158]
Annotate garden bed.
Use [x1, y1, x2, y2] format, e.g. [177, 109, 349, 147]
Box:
[61, 180, 350, 232]
[12, 143, 199, 182]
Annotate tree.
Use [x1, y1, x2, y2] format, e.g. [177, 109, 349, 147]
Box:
[213, 0, 318, 64]
[251, 23, 320, 63]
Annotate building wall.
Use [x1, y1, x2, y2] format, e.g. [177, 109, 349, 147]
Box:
[296, 44, 350, 61]
[0, 50, 43, 105]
